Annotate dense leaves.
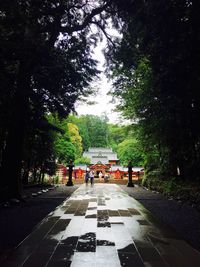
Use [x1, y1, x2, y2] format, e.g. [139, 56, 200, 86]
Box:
[2, 0, 199, 200]
[117, 139, 144, 166]
[49, 114, 144, 167]
[108, 0, 200, 180]
[0, 0, 113, 198]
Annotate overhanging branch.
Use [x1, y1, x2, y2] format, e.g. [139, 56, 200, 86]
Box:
[91, 20, 116, 47]
[60, 1, 112, 34]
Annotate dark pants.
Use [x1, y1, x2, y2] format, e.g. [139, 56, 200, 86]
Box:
[90, 177, 94, 185]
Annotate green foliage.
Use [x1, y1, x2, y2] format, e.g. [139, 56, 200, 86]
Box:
[68, 123, 83, 159]
[74, 157, 91, 165]
[117, 138, 144, 166]
[0, 0, 112, 198]
[22, 116, 58, 184]
[69, 114, 109, 149]
[108, 0, 200, 181]
[78, 124, 91, 151]
[67, 115, 91, 151]
[108, 124, 127, 151]
[53, 114, 144, 167]
[47, 114, 76, 164]
[54, 175, 59, 184]
[84, 114, 109, 148]
[142, 176, 200, 205]
[54, 138, 76, 164]
[109, 57, 158, 170]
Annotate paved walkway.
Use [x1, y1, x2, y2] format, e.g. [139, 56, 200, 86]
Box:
[3, 184, 200, 267]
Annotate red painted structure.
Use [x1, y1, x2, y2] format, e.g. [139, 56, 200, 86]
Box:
[74, 167, 85, 179]
[90, 163, 109, 176]
[57, 163, 144, 182]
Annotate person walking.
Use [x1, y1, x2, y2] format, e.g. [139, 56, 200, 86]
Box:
[104, 172, 109, 183]
[99, 171, 103, 181]
[85, 171, 89, 185]
[89, 170, 94, 186]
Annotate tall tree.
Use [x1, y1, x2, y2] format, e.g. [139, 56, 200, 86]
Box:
[108, 0, 200, 180]
[68, 123, 83, 159]
[0, 0, 113, 198]
[47, 114, 76, 164]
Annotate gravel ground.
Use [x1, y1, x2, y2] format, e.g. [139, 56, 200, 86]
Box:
[120, 184, 200, 251]
[0, 184, 79, 261]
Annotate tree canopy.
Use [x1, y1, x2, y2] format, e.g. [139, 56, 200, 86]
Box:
[1, 0, 200, 199]
[107, 0, 200, 180]
[0, 0, 115, 198]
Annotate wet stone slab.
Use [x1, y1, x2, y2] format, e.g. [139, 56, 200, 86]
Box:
[97, 199, 106, 206]
[97, 214, 109, 222]
[88, 198, 97, 202]
[55, 237, 78, 261]
[65, 208, 78, 214]
[118, 243, 138, 254]
[74, 210, 86, 216]
[85, 214, 97, 218]
[128, 208, 141, 215]
[118, 209, 132, 217]
[76, 233, 96, 252]
[47, 244, 74, 264]
[137, 219, 151, 226]
[97, 221, 111, 227]
[60, 236, 79, 247]
[97, 210, 108, 216]
[87, 207, 97, 210]
[47, 259, 72, 267]
[48, 219, 71, 236]
[110, 222, 124, 225]
[108, 210, 120, 216]
[3, 184, 200, 267]
[118, 252, 145, 267]
[97, 240, 115, 246]
[137, 246, 162, 262]
[22, 252, 55, 267]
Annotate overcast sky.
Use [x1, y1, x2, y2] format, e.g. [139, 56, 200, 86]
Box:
[75, 35, 122, 124]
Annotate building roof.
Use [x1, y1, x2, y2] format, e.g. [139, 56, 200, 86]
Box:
[88, 147, 113, 153]
[91, 157, 108, 165]
[90, 163, 109, 169]
[83, 147, 119, 164]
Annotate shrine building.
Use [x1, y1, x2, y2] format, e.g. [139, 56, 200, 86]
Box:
[83, 147, 120, 165]
[82, 147, 119, 176]
[57, 147, 144, 182]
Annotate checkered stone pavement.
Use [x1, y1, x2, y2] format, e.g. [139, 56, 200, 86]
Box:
[2, 184, 200, 267]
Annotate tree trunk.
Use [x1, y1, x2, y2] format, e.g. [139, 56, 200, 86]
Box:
[33, 161, 37, 183]
[0, 70, 29, 199]
[41, 172, 45, 184]
[1, 95, 27, 199]
[38, 166, 43, 184]
[22, 158, 31, 185]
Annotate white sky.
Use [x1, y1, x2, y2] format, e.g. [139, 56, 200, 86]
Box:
[75, 32, 123, 124]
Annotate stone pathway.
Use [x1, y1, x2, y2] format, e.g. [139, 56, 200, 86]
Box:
[2, 184, 200, 267]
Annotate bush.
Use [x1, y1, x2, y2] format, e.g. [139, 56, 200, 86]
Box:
[142, 175, 200, 205]
[54, 175, 59, 184]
